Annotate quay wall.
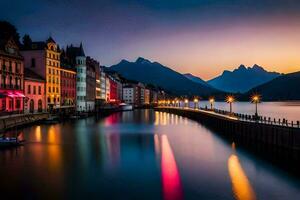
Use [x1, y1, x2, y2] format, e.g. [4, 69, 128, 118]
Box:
[0, 113, 49, 132]
[155, 107, 300, 151]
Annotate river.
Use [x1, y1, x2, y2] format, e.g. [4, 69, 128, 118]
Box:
[0, 109, 299, 199]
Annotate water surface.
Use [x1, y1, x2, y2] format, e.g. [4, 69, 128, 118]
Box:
[0, 109, 299, 199]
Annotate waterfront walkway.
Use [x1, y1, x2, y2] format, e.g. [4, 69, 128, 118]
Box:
[158, 106, 300, 129]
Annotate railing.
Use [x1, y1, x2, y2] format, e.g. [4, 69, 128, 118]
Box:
[159, 104, 300, 128]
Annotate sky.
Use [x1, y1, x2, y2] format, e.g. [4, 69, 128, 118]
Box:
[1, 0, 300, 80]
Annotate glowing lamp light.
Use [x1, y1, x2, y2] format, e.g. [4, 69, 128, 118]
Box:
[184, 99, 188, 103]
[251, 94, 261, 103]
[226, 96, 235, 103]
[193, 98, 198, 103]
[209, 98, 215, 103]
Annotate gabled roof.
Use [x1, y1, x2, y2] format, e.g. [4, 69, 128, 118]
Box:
[66, 43, 85, 57]
[46, 36, 56, 44]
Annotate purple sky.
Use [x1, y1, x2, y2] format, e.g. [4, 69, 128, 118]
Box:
[2, 0, 300, 79]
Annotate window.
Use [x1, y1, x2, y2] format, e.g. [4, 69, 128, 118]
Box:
[38, 86, 42, 95]
[28, 85, 31, 94]
[31, 58, 35, 68]
[48, 87, 51, 93]
[15, 77, 18, 89]
[16, 99, 20, 109]
[56, 87, 58, 93]
[9, 61, 12, 72]
[33, 86, 36, 94]
[16, 63, 20, 73]
[52, 87, 55, 92]
[49, 68, 51, 74]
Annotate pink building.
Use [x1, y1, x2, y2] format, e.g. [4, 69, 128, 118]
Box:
[0, 37, 25, 115]
[24, 68, 46, 113]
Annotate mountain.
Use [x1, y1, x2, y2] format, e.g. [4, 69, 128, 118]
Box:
[184, 73, 211, 88]
[110, 57, 221, 96]
[243, 71, 300, 100]
[208, 64, 281, 93]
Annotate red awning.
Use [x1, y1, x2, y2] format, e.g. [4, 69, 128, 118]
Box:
[0, 91, 25, 98]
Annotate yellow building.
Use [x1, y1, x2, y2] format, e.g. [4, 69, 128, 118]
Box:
[45, 38, 61, 109]
[21, 37, 61, 111]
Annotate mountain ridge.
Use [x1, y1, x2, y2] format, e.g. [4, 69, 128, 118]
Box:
[208, 64, 281, 93]
[110, 57, 221, 97]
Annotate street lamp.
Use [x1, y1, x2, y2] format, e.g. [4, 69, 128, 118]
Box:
[184, 99, 188, 108]
[194, 98, 199, 109]
[209, 97, 215, 110]
[226, 95, 235, 114]
[175, 100, 179, 107]
[251, 94, 261, 118]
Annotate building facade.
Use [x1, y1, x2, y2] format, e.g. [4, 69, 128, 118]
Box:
[24, 68, 46, 113]
[86, 57, 97, 111]
[65, 44, 87, 111]
[0, 37, 24, 115]
[100, 68, 106, 101]
[122, 85, 135, 104]
[21, 37, 61, 111]
[60, 68, 76, 107]
[109, 77, 118, 103]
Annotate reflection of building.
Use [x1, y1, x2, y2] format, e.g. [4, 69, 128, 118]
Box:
[0, 37, 25, 114]
[21, 37, 61, 110]
[24, 68, 46, 113]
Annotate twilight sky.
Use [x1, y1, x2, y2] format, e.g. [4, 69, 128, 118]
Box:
[1, 0, 300, 80]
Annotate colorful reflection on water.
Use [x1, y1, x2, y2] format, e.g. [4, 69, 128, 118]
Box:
[0, 109, 299, 199]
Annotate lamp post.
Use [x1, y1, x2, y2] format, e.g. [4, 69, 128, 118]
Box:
[209, 97, 215, 110]
[226, 95, 235, 114]
[175, 100, 179, 107]
[251, 94, 261, 119]
[184, 99, 188, 108]
[194, 98, 199, 109]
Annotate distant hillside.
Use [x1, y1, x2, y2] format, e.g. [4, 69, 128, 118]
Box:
[243, 71, 300, 100]
[184, 73, 212, 88]
[110, 57, 221, 97]
[208, 64, 280, 93]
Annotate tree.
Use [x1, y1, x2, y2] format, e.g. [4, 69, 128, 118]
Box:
[0, 21, 21, 46]
[22, 34, 32, 49]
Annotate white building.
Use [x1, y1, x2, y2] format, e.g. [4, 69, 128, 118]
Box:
[100, 70, 106, 101]
[123, 86, 135, 104]
[105, 75, 110, 102]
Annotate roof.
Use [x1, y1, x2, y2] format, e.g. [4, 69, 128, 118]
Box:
[24, 68, 45, 82]
[46, 36, 56, 43]
[66, 43, 85, 58]
[21, 36, 57, 51]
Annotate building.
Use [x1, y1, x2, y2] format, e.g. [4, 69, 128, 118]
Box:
[95, 64, 101, 108]
[60, 50, 76, 108]
[150, 89, 158, 104]
[60, 68, 76, 107]
[122, 85, 135, 104]
[144, 88, 150, 104]
[65, 44, 86, 112]
[0, 37, 25, 115]
[100, 67, 106, 101]
[21, 37, 61, 111]
[24, 68, 46, 113]
[109, 76, 118, 103]
[105, 74, 110, 102]
[86, 57, 97, 111]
